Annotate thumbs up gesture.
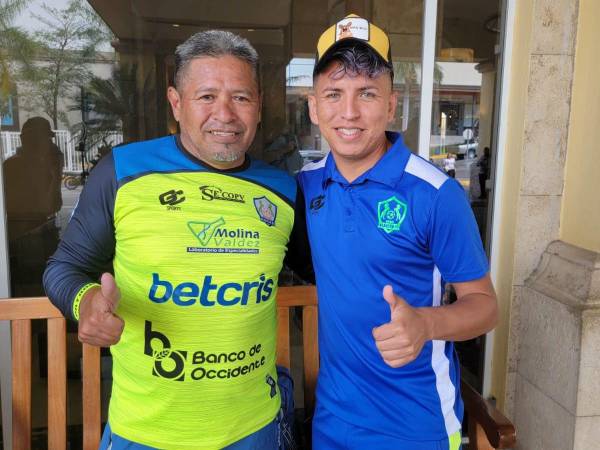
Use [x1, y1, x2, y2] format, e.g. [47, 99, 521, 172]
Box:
[78, 273, 125, 347]
[372, 285, 432, 368]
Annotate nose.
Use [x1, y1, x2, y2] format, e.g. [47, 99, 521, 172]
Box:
[341, 96, 360, 121]
[213, 97, 236, 123]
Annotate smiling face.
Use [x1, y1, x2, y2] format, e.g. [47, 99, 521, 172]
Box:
[167, 55, 261, 169]
[308, 62, 397, 181]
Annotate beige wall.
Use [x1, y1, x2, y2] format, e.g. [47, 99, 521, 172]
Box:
[488, 0, 533, 411]
[560, 0, 600, 253]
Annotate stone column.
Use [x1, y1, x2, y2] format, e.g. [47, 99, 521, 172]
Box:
[513, 241, 600, 450]
[504, 0, 579, 418]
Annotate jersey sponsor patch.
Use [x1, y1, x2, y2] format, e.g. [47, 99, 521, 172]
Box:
[253, 196, 277, 226]
[158, 189, 185, 210]
[148, 273, 275, 307]
[187, 217, 261, 254]
[198, 185, 246, 203]
[309, 194, 325, 213]
[377, 196, 408, 233]
[144, 320, 268, 382]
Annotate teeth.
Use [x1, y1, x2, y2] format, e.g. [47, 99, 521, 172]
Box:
[338, 128, 360, 136]
[211, 131, 236, 136]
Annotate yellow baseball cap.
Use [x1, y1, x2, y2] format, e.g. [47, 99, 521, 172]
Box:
[315, 14, 392, 69]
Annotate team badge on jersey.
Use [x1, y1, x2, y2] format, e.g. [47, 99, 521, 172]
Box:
[377, 196, 407, 233]
[254, 196, 277, 226]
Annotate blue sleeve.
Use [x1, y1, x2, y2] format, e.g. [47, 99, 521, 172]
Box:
[43, 154, 117, 320]
[428, 179, 489, 283]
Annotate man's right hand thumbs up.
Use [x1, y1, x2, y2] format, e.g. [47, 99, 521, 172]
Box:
[78, 273, 125, 347]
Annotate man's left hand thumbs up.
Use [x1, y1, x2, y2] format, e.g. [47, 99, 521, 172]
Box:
[372, 285, 432, 368]
[382, 285, 411, 320]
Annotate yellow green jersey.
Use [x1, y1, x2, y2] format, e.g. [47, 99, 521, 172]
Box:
[44, 135, 298, 449]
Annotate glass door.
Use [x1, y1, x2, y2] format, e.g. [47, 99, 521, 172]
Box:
[427, 0, 505, 394]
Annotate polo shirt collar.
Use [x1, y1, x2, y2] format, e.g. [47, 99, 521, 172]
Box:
[322, 131, 411, 188]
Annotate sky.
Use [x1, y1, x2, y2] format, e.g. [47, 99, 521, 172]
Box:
[13, 0, 70, 31]
[14, 0, 112, 51]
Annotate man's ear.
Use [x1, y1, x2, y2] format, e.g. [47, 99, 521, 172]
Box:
[257, 92, 263, 124]
[387, 89, 398, 124]
[167, 86, 182, 122]
[307, 94, 319, 126]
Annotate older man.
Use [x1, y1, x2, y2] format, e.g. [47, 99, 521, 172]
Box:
[44, 31, 297, 449]
[297, 14, 498, 449]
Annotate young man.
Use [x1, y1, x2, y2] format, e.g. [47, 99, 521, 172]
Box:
[297, 14, 498, 449]
[44, 30, 297, 449]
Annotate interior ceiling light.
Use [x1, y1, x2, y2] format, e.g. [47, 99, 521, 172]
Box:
[172, 23, 180, 28]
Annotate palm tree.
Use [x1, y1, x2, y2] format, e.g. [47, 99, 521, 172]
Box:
[71, 63, 156, 147]
[0, 0, 37, 125]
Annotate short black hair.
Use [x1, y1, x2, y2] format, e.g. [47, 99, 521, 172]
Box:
[313, 40, 393, 82]
[174, 30, 260, 90]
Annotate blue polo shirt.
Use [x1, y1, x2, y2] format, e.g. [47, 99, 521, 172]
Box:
[297, 132, 489, 441]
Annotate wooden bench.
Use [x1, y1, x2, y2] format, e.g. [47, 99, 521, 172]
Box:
[0, 286, 515, 449]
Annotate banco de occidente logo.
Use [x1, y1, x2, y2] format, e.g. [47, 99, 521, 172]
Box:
[186, 217, 261, 254]
[144, 320, 268, 382]
[144, 320, 187, 381]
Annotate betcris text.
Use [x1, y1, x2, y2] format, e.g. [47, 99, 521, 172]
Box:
[148, 273, 275, 307]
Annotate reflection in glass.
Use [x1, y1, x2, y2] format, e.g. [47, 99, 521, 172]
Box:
[430, 0, 503, 391]
[3, 117, 63, 296]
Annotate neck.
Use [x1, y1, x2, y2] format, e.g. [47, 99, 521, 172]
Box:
[334, 137, 391, 183]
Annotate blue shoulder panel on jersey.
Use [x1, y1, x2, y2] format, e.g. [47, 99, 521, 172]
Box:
[113, 135, 206, 183]
[237, 159, 297, 206]
[112, 134, 296, 205]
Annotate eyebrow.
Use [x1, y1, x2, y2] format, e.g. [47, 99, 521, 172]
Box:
[192, 87, 256, 96]
[320, 85, 380, 93]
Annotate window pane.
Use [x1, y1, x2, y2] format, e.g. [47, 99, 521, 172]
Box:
[430, 0, 503, 391]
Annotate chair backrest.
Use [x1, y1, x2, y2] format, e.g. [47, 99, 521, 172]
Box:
[0, 297, 100, 450]
[274, 286, 319, 415]
[0, 286, 515, 450]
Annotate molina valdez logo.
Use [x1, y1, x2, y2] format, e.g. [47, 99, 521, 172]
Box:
[144, 321, 187, 381]
[199, 185, 245, 203]
[187, 217, 260, 254]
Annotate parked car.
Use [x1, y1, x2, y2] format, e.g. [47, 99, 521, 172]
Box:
[299, 149, 327, 167]
[457, 141, 478, 159]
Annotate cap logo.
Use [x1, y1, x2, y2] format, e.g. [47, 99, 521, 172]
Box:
[335, 17, 369, 42]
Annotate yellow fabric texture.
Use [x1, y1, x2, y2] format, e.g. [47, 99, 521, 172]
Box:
[107, 171, 294, 449]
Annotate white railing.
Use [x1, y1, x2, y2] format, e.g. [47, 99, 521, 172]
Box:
[0, 129, 123, 173]
[0, 132, 21, 160]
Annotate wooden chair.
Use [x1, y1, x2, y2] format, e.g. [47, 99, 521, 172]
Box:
[0, 286, 515, 450]
[0, 297, 101, 450]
